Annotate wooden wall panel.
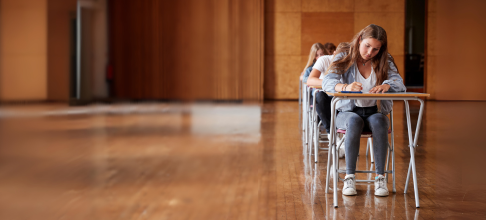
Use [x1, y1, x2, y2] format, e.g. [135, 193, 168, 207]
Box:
[0, 0, 48, 101]
[301, 0, 354, 12]
[264, 12, 300, 99]
[426, 0, 437, 99]
[109, 0, 264, 101]
[433, 0, 486, 100]
[47, 0, 76, 101]
[301, 12, 354, 55]
[265, 13, 301, 56]
[354, 0, 404, 12]
[425, 0, 486, 101]
[264, 55, 301, 99]
[265, 0, 301, 12]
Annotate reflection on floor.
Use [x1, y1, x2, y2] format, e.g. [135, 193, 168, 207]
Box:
[0, 101, 485, 219]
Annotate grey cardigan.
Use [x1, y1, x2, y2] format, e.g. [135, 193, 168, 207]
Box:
[322, 52, 406, 115]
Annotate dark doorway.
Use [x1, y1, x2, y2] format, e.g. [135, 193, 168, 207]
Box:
[405, 0, 426, 90]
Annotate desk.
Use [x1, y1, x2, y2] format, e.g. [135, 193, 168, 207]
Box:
[325, 92, 430, 208]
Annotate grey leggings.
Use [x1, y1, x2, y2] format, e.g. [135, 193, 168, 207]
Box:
[335, 106, 389, 175]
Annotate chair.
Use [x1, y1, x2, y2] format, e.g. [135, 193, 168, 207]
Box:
[309, 88, 329, 163]
[303, 83, 317, 150]
[325, 111, 396, 200]
[309, 88, 374, 164]
[302, 82, 311, 145]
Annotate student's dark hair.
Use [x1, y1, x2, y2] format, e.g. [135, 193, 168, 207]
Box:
[327, 24, 398, 85]
[323, 42, 336, 55]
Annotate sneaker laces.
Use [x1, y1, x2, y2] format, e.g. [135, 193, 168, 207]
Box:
[344, 177, 355, 189]
[375, 176, 386, 190]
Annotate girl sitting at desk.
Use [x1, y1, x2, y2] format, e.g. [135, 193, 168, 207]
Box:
[322, 24, 406, 197]
[306, 43, 344, 158]
[300, 42, 336, 82]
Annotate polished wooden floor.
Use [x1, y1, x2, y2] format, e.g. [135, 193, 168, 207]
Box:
[0, 101, 485, 219]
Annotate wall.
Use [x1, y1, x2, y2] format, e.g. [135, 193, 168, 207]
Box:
[109, 0, 264, 101]
[48, 0, 108, 102]
[47, 0, 76, 101]
[0, 0, 47, 101]
[90, 0, 108, 99]
[264, 0, 405, 99]
[426, 0, 486, 100]
[0, 0, 111, 102]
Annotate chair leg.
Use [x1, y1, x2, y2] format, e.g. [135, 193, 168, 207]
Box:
[308, 113, 313, 159]
[369, 138, 374, 163]
[385, 143, 391, 183]
[333, 139, 339, 207]
[365, 138, 370, 156]
[391, 110, 396, 193]
[314, 118, 319, 163]
[325, 138, 333, 193]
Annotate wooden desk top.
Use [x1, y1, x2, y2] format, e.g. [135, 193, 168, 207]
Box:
[326, 92, 430, 97]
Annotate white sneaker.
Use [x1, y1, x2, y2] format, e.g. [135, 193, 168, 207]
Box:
[374, 175, 389, 196]
[343, 174, 357, 196]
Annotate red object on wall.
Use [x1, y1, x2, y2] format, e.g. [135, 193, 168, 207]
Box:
[106, 64, 113, 81]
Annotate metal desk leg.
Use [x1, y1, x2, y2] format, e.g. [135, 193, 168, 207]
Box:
[391, 110, 396, 193]
[328, 97, 340, 207]
[333, 127, 338, 208]
[325, 97, 339, 196]
[403, 99, 425, 208]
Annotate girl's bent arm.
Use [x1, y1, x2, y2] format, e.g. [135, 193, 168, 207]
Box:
[307, 69, 323, 87]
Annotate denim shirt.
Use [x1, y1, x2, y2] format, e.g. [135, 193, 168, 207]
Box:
[322, 52, 406, 115]
[302, 62, 315, 83]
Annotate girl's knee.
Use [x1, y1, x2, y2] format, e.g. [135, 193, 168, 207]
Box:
[369, 114, 389, 129]
[347, 114, 364, 128]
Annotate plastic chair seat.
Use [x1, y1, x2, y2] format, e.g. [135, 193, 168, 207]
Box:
[336, 129, 392, 136]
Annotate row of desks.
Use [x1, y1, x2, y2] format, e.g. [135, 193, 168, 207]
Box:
[304, 84, 429, 208]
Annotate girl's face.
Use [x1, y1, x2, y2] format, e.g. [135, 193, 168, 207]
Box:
[359, 37, 382, 61]
[315, 49, 325, 60]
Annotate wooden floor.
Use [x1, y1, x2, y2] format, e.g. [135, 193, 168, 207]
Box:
[0, 101, 485, 219]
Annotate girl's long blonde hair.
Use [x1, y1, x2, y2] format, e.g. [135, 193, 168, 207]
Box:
[303, 43, 325, 73]
[327, 24, 398, 85]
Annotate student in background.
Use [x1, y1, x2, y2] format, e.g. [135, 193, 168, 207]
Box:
[300, 43, 325, 82]
[323, 42, 337, 56]
[300, 43, 336, 83]
[306, 43, 343, 158]
[322, 24, 406, 197]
